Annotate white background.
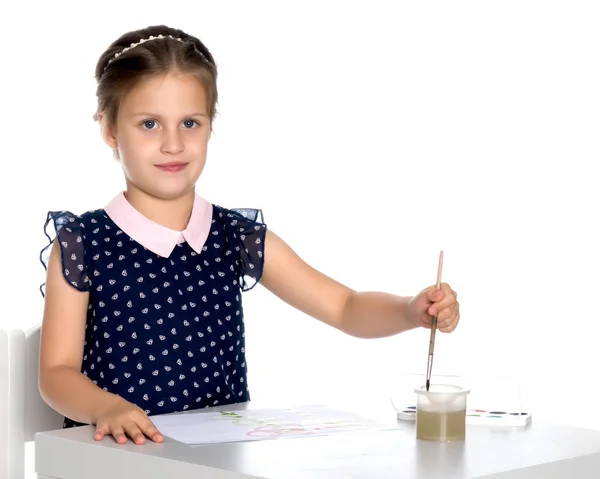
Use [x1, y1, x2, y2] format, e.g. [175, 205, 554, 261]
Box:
[1, 0, 599, 442]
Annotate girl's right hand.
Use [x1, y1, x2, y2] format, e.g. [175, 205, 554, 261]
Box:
[94, 396, 163, 445]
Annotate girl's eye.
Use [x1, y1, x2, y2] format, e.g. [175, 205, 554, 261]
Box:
[143, 120, 157, 129]
[183, 119, 198, 128]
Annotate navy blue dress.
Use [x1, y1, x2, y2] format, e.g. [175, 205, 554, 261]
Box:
[39, 204, 266, 428]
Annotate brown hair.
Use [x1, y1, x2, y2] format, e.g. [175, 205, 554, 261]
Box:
[94, 25, 218, 128]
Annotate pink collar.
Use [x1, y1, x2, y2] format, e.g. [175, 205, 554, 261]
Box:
[104, 192, 213, 258]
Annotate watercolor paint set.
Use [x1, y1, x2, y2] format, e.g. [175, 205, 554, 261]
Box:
[396, 406, 532, 427]
[391, 373, 531, 427]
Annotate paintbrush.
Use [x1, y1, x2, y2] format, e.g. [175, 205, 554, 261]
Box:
[425, 250, 444, 391]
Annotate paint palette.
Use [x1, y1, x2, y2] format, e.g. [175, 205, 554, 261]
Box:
[396, 406, 532, 427]
[391, 373, 532, 427]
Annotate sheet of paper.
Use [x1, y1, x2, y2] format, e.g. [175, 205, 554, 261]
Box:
[149, 404, 394, 445]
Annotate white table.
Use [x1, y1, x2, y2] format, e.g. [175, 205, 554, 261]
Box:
[34, 402, 600, 478]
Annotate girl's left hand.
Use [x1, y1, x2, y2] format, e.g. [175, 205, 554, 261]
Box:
[407, 283, 460, 333]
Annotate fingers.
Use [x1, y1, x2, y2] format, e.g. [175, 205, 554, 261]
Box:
[139, 418, 164, 443]
[438, 302, 459, 333]
[427, 283, 455, 315]
[109, 424, 128, 444]
[94, 415, 163, 445]
[426, 286, 445, 302]
[425, 283, 459, 333]
[94, 423, 109, 441]
[122, 420, 147, 445]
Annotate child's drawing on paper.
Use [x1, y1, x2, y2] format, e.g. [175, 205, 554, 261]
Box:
[245, 420, 363, 438]
[205, 406, 372, 439]
[150, 405, 394, 445]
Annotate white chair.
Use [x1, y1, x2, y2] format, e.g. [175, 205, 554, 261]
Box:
[0, 326, 64, 479]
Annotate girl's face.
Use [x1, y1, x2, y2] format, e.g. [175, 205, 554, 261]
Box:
[103, 71, 211, 200]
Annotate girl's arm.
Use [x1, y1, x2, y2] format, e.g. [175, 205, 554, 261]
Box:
[259, 230, 420, 338]
[38, 240, 121, 424]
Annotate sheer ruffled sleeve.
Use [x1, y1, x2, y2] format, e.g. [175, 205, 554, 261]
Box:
[225, 208, 267, 292]
[39, 211, 90, 296]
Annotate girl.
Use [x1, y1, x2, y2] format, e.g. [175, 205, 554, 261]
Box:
[38, 25, 460, 446]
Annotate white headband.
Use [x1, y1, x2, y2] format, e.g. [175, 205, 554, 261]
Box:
[104, 34, 206, 71]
